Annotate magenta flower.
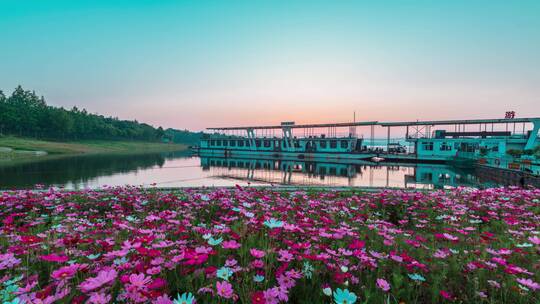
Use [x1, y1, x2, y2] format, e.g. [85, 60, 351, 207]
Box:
[153, 295, 174, 304]
[517, 278, 540, 290]
[216, 280, 234, 299]
[250, 248, 266, 258]
[529, 236, 540, 245]
[440, 290, 453, 300]
[79, 269, 118, 293]
[87, 292, 112, 304]
[0, 253, 21, 270]
[222, 240, 241, 249]
[40, 254, 69, 263]
[51, 265, 78, 280]
[277, 250, 293, 262]
[376, 278, 390, 292]
[129, 273, 152, 289]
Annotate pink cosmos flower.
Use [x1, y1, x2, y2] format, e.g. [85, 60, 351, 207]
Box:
[277, 274, 296, 289]
[148, 277, 167, 290]
[79, 269, 118, 293]
[250, 248, 265, 258]
[153, 295, 174, 304]
[264, 287, 280, 304]
[376, 278, 390, 292]
[440, 290, 453, 300]
[40, 254, 69, 263]
[277, 250, 293, 262]
[487, 280, 501, 288]
[51, 265, 78, 280]
[87, 292, 112, 304]
[216, 280, 234, 299]
[251, 259, 264, 268]
[529, 236, 540, 245]
[0, 253, 21, 270]
[348, 239, 365, 249]
[433, 249, 451, 259]
[184, 251, 208, 266]
[222, 240, 241, 249]
[147, 266, 162, 275]
[517, 278, 540, 290]
[129, 273, 152, 289]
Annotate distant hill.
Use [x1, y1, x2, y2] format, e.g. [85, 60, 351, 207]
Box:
[163, 128, 203, 145]
[0, 86, 167, 142]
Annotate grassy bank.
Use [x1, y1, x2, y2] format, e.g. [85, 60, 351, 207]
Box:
[0, 136, 187, 160]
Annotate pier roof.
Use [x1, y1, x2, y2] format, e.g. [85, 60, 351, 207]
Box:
[207, 121, 378, 130]
[207, 117, 540, 130]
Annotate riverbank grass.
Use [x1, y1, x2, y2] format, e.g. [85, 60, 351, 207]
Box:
[0, 136, 187, 159]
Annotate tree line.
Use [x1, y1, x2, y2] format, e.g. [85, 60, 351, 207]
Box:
[0, 86, 165, 141]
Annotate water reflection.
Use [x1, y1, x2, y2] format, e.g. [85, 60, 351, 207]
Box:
[0, 153, 501, 189]
[201, 156, 485, 189]
[0, 151, 189, 189]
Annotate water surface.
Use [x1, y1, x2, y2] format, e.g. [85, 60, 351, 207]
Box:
[0, 152, 500, 189]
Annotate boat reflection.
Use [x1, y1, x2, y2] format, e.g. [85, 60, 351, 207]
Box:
[200, 156, 484, 189]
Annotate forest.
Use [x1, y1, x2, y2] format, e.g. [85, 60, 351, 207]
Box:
[0, 86, 167, 141]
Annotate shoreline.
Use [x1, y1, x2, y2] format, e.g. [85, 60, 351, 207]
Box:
[0, 136, 188, 164]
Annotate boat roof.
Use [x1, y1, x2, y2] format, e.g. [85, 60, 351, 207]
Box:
[207, 117, 540, 130]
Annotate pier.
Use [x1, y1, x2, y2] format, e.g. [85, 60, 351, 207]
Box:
[200, 117, 540, 176]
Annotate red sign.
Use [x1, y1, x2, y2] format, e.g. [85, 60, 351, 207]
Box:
[505, 111, 515, 119]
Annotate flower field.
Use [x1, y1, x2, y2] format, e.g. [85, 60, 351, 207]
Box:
[1, 186, 539, 303]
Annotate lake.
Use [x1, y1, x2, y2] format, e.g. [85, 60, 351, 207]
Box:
[0, 151, 501, 189]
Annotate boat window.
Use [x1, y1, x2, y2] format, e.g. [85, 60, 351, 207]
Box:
[420, 172, 433, 180]
[264, 140, 271, 147]
[255, 140, 261, 147]
[460, 143, 476, 152]
[294, 141, 300, 148]
[229, 140, 236, 147]
[222, 140, 227, 147]
[210, 140, 215, 146]
[422, 142, 433, 151]
[330, 140, 337, 149]
[320, 140, 327, 148]
[216, 140, 221, 146]
[340, 140, 348, 149]
[440, 142, 452, 151]
[246, 140, 250, 147]
[238, 140, 244, 147]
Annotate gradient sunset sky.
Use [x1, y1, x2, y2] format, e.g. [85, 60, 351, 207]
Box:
[1, 0, 539, 131]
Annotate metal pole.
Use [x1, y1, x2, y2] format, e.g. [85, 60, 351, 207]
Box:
[371, 125, 375, 148]
[387, 127, 390, 151]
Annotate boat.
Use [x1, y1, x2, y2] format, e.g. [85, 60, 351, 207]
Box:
[198, 118, 540, 165]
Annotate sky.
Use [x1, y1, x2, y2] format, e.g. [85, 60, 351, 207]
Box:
[1, 0, 539, 131]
